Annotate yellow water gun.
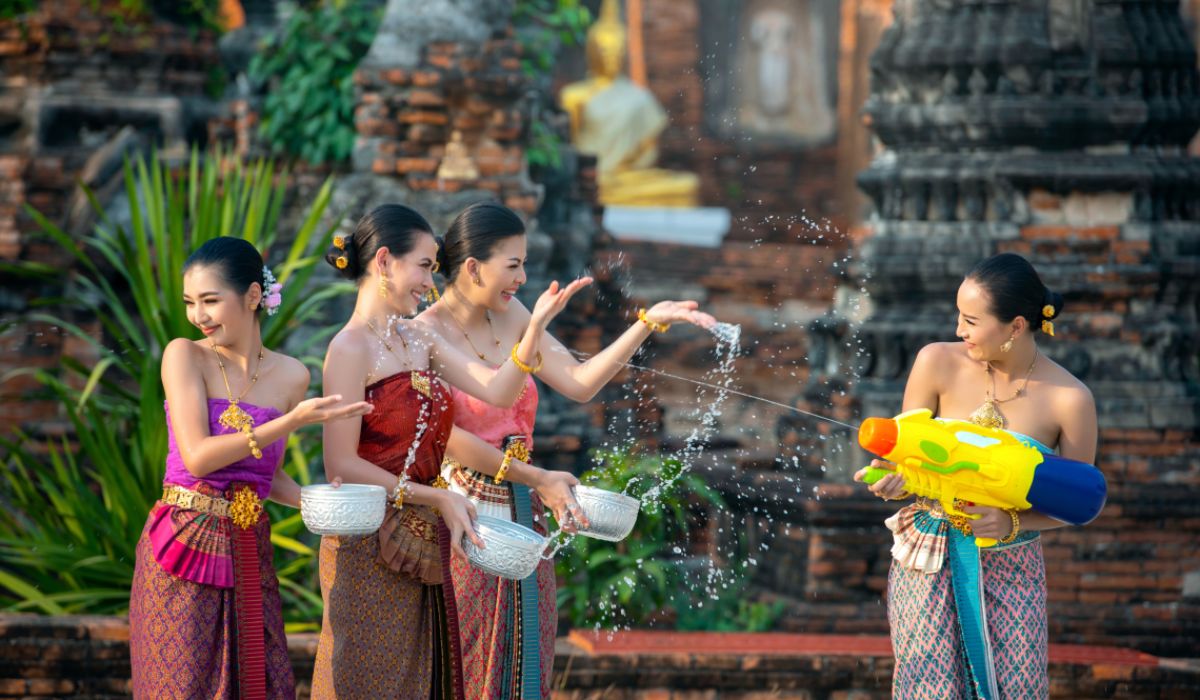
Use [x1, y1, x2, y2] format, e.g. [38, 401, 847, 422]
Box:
[859, 408, 1106, 547]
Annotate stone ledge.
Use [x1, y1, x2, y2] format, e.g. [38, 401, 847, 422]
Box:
[1, 615, 1196, 698]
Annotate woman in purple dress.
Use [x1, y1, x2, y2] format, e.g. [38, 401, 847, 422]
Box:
[129, 236, 370, 699]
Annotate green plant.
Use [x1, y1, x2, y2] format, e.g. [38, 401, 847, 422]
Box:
[513, 0, 591, 77]
[554, 446, 724, 628]
[0, 148, 345, 628]
[672, 569, 786, 633]
[0, 0, 36, 20]
[82, 0, 225, 33]
[513, 0, 591, 172]
[249, 1, 382, 165]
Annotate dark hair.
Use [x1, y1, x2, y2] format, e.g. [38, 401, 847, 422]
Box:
[966, 253, 1064, 333]
[439, 202, 526, 282]
[183, 237, 267, 313]
[325, 204, 434, 281]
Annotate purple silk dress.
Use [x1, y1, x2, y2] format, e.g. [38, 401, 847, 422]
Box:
[129, 399, 294, 699]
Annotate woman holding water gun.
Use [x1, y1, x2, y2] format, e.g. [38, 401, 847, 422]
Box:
[853, 253, 1097, 700]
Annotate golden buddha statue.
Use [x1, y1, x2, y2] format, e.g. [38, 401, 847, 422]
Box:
[437, 130, 479, 180]
[559, 0, 700, 207]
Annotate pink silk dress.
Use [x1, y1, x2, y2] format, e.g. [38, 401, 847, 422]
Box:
[443, 376, 556, 699]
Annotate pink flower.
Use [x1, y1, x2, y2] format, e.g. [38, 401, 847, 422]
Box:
[269, 283, 282, 294]
[265, 293, 282, 308]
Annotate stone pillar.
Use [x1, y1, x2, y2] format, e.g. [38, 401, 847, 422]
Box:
[844, 0, 1200, 654]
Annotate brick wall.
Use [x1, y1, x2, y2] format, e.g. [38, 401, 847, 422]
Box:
[0, 1, 221, 439]
[352, 35, 542, 218]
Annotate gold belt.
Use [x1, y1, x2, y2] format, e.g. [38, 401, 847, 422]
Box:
[162, 484, 263, 530]
[913, 497, 973, 536]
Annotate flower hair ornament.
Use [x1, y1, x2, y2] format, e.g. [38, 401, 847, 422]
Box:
[1041, 304, 1055, 336]
[333, 234, 349, 270]
[261, 265, 282, 316]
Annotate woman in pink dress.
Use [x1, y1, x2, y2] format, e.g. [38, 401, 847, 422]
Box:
[415, 202, 716, 698]
[312, 204, 588, 699]
[130, 236, 370, 699]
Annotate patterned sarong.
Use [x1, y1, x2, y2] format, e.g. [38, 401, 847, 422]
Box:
[310, 526, 463, 699]
[129, 502, 294, 698]
[888, 530, 1048, 699]
[445, 462, 557, 699]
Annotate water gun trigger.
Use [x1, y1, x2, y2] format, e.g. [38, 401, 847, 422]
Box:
[975, 536, 999, 548]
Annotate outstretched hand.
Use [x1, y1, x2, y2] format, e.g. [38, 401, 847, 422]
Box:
[290, 395, 374, 427]
[644, 300, 717, 330]
[529, 277, 593, 330]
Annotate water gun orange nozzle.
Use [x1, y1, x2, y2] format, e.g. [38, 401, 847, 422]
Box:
[859, 417, 898, 456]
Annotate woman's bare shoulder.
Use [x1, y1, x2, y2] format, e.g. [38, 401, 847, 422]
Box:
[1040, 354, 1095, 407]
[913, 341, 973, 373]
[326, 324, 369, 361]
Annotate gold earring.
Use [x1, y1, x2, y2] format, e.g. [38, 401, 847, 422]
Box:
[1000, 337, 1014, 353]
[473, 274, 482, 286]
[378, 273, 389, 299]
[425, 285, 440, 302]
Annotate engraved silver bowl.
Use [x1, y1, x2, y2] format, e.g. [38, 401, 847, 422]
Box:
[464, 515, 547, 580]
[573, 485, 640, 542]
[300, 484, 387, 536]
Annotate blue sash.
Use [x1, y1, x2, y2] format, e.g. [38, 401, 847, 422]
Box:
[510, 482, 541, 699]
[948, 430, 1049, 700]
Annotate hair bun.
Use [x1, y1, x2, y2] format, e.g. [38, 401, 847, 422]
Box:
[1043, 290, 1064, 320]
[434, 235, 449, 273]
[325, 230, 360, 280]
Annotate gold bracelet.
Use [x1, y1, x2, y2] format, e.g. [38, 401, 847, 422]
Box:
[389, 475, 411, 510]
[637, 308, 670, 333]
[998, 509, 1021, 544]
[510, 343, 543, 374]
[244, 427, 262, 459]
[495, 453, 513, 484]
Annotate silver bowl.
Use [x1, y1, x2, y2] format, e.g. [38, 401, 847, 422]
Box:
[573, 485, 640, 542]
[464, 515, 547, 580]
[300, 483, 387, 536]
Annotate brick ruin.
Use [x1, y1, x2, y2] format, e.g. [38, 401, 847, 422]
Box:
[0, 0, 222, 433]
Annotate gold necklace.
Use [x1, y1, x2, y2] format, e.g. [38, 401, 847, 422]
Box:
[363, 317, 432, 398]
[443, 290, 500, 362]
[211, 342, 265, 457]
[363, 316, 410, 356]
[968, 349, 1038, 430]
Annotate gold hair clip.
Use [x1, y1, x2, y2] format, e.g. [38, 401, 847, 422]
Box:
[1041, 320, 1055, 336]
[333, 235, 346, 250]
[335, 255, 349, 269]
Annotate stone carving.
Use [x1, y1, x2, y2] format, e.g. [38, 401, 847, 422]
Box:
[735, 0, 836, 141]
[838, 0, 1200, 431]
